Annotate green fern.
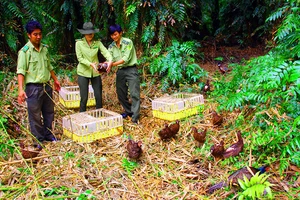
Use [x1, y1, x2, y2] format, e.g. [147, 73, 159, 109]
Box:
[127, 8, 139, 38]
[6, 2, 24, 18]
[238, 172, 274, 200]
[141, 25, 155, 44]
[171, 1, 186, 22]
[266, 6, 285, 22]
[126, 2, 138, 17]
[211, 8, 300, 172]
[148, 40, 207, 91]
[122, 158, 139, 174]
[158, 25, 166, 43]
[283, 135, 300, 167]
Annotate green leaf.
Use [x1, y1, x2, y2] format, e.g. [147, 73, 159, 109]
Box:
[238, 194, 244, 200]
[265, 187, 274, 199]
[238, 179, 246, 190]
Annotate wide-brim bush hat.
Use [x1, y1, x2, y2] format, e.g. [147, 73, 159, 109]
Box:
[77, 22, 99, 34]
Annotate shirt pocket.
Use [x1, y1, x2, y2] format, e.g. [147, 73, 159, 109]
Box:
[43, 54, 50, 69]
[29, 56, 39, 72]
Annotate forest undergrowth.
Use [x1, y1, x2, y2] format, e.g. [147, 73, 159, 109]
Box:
[0, 44, 299, 199]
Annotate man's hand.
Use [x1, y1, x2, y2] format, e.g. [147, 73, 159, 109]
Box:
[18, 90, 27, 104]
[106, 61, 113, 73]
[54, 80, 61, 91]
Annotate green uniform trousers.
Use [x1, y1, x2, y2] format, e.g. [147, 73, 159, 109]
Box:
[78, 75, 102, 112]
[116, 66, 140, 122]
[25, 83, 55, 142]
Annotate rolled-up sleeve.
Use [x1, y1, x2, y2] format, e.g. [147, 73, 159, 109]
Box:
[17, 51, 27, 75]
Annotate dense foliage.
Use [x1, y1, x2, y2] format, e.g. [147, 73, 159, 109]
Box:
[211, 0, 300, 173]
[141, 40, 207, 91]
[1, 0, 282, 70]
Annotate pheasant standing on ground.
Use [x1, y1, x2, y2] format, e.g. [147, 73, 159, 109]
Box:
[158, 123, 173, 140]
[191, 127, 207, 147]
[223, 131, 244, 158]
[218, 62, 229, 74]
[210, 140, 225, 161]
[158, 120, 180, 140]
[211, 111, 223, 126]
[169, 120, 180, 136]
[127, 137, 143, 160]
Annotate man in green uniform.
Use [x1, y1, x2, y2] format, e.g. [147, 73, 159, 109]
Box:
[107, 24, 140, 124]
[17, 20, 61, 146]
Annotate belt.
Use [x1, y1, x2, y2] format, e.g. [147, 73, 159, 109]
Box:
[119, 65, 136, 70]
[26, 82, 49, 87]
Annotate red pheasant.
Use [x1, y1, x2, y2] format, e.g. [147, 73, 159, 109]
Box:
[191, 127, 207, 147]
[169, 120, 180, 136]
[223, 131, 244, 158]
[217, 62, 229, 74]
[211, 111, 223, 126]
[210, 140, 225, 161]
[127, 137, 143, 160]
[158, 120, 180, 140]
[158, 123, 173, 140]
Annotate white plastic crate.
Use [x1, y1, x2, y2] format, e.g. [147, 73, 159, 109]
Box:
[62, 108, 123, 143]
[152, 93, 204, 121]
[59, 85, 95, 108]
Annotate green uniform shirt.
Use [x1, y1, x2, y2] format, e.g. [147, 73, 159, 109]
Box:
[75, 37, 112, 77]
[17, 41, 53, 84]
[108, 37, 137, 68]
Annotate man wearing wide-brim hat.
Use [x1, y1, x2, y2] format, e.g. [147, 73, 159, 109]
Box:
[75, 22, 112, 112]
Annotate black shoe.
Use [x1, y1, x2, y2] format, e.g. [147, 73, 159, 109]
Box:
[132, 120, 138, 125]
[121, 112, 133, 118]
[45, 136, 58, 142]
[33, 143, 43, 150]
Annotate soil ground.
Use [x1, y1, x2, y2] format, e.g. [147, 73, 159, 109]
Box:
[199, 44, 267, 73]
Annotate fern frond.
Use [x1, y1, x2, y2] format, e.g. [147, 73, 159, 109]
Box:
[127, 9, 139, 38]
[238, 172, 274, 200]
[171, 1, 185, 22]
[158, 25, 166, 43]
[126, 2, 138, 17]
[147, 39, 207, 90]
[141, 25, 155, 44]
[266, 6, 287, 22]
[7, 2, 24, 19]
